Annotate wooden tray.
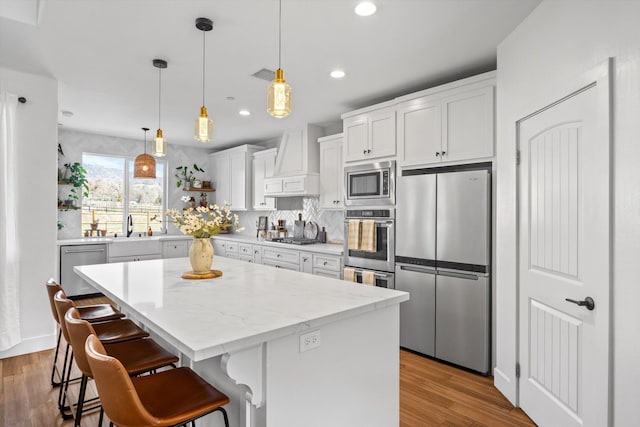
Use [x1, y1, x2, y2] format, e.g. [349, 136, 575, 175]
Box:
[181, 269, 223, 280]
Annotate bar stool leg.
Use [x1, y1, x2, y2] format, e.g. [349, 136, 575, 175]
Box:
[74, 374, 88, 427]
[58, 351, 74, 419]
[50, 328, 63, 387]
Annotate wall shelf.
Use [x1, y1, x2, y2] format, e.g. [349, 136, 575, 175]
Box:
[183, 187, 215, 192]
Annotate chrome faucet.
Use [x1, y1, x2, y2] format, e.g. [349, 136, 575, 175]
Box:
[126, 214, 133, 237]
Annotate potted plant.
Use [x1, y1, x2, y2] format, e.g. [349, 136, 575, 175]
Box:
[174, 164, 205, 189]
[64, 162, 89, 206]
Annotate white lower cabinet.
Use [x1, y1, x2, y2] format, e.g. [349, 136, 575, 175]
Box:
[238, 243, 254, 262]
[212, 239, 227, 257]
[262, 247, 300, 270]
[311, 253, 343, 279]
[211, 237, 342, 278]
[109, 240, 161, 263]
[162, 239, 191, 258]
[300, 253, 313, 274]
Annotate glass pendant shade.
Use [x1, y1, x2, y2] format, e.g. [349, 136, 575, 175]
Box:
[153, 128, 167, 157]
[267, 68, 292, 118]
[195, 106, 213, 142]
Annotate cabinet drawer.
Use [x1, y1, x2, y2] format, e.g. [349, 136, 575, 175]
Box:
[212, 239, 226, 256]
[314, 269, 342, 279]
[225, 242, 239, 254]
[264, 178, 283, 194]
[262, 247, 300, 265]
[162, 240, 190, 259]
[262, 259, 299, 271]
[238, 243, 253, 257]
[282, 176, 305, 193]
[109, 240, 161, 258]
[313, 254, 342, 272]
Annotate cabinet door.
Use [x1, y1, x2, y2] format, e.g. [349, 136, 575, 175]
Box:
[230, 151, 247, 210]
[319, 138, 343, 209]
[441, 85, 494, 162]
[211, 155, 230, 207]
[300, 253, 313, 274]
[343, 115, 368, 162]
[253, 153, 276, 210]
[212, 239, 226, 257]
[368, 107, 396, 159]
[162, 240, 189, 258]
[252, 246, 263, 264]
[397, 95, 442, 166]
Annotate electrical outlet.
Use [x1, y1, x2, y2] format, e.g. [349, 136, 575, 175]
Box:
[299, 330, 321, 352]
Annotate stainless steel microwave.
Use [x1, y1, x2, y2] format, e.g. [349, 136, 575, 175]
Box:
[344, 161, 395, 206]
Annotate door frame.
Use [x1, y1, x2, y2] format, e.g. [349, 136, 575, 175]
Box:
[514, 58, 613, 424]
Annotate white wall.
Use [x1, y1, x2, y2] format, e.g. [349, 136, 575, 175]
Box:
[0, 66, 58, 358]
[495, 2, 640, 425]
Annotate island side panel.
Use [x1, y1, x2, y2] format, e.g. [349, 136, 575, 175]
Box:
[265, 304, 400, 427]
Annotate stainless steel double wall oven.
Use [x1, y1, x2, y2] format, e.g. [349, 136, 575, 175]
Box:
[343, 161, 396, 289]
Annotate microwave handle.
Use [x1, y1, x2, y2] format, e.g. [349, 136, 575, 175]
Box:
[352, 268, 392, 279]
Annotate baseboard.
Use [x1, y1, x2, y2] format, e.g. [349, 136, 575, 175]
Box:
[493, 366, 518, 406]
[0, 333, 56, 359]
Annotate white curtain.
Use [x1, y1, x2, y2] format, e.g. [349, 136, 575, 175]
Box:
[0, 91, 21, 351]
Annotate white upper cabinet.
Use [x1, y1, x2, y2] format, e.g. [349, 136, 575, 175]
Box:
[342, 103, 396, 163]
[318, 133, 343, 209]
[252, 148, 277, 210]
[397, 72, 495, 167]
[209, 145, 262, 211]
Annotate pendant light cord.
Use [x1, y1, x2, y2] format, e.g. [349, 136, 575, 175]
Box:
[278, 0, 282, 68]
[158, 67, 162, 128]
[202, 30, 206, 107]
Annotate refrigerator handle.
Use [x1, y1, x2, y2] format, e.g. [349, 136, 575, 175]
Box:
[399, 265, 437, 275]
[436, 270, 479, 281]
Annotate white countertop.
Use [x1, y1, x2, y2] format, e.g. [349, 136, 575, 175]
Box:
[57, 234, 192, 246]
[212, 233, 344, 256]
[75, 257, 407, 361]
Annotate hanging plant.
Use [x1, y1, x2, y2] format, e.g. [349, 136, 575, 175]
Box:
[64, 162, 89, 201]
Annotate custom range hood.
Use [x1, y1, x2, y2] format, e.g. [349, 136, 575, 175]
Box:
[264, 124, 324, 197]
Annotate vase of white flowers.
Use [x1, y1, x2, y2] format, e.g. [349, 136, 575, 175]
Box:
[165, 202, 243, 274]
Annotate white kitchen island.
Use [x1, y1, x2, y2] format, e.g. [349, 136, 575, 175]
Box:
[75, 256, 408, 427]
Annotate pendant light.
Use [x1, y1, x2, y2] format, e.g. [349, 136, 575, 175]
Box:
[152, 59, 168, 157]
[267, 0, 292, 118]
[194, 17, 213, 142]
[134, 127, 156, 179]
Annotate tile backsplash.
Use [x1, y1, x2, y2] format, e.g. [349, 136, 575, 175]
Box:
[235, 197, 344, 243]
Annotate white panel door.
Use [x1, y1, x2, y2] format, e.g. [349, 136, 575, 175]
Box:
[368, 107, 396, 159]
[230, 151, 246, 210]
[212, 155, 230, 207]
[397, 95, 442, 166]
[518, 70, 610, 427]
[343, 115, 368, 162]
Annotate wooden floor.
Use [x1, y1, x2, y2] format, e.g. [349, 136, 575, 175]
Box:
[1, 295, 535, 426]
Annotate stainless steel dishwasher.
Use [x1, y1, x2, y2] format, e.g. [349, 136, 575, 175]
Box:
[59, 244, 107, 298]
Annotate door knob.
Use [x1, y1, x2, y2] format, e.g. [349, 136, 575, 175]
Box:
[565, 296, 595, 311]
[435, 152, 440, 157]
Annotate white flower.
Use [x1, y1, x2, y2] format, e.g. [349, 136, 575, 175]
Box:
[165, 201, 242, 238]
[181, 196, 191, 203]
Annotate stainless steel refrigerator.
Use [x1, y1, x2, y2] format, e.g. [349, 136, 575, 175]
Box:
[395, 164, 491, 374]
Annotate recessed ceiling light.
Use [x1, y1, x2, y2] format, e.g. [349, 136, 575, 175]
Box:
[355, 2, 376, 16]
[239, 109, 251, 116]
[330, 70, 346, 79]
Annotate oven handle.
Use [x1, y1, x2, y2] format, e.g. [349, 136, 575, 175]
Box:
[350, 268, 393, 279]
[343, 220, 394, 226]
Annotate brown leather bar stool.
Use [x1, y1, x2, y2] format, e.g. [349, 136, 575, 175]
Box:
[65, 307, 179, 426]
[86, 335, 230, 427]
[53, 290, 149, 419]
[46, 278, 124, 387]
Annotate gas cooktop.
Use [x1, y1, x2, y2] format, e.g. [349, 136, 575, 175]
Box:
[268, 238, 320, 245]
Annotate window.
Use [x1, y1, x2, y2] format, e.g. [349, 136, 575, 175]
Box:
[82, 154, 166, 235]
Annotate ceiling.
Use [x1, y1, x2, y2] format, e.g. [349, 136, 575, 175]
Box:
[0, 0, 540, 149]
